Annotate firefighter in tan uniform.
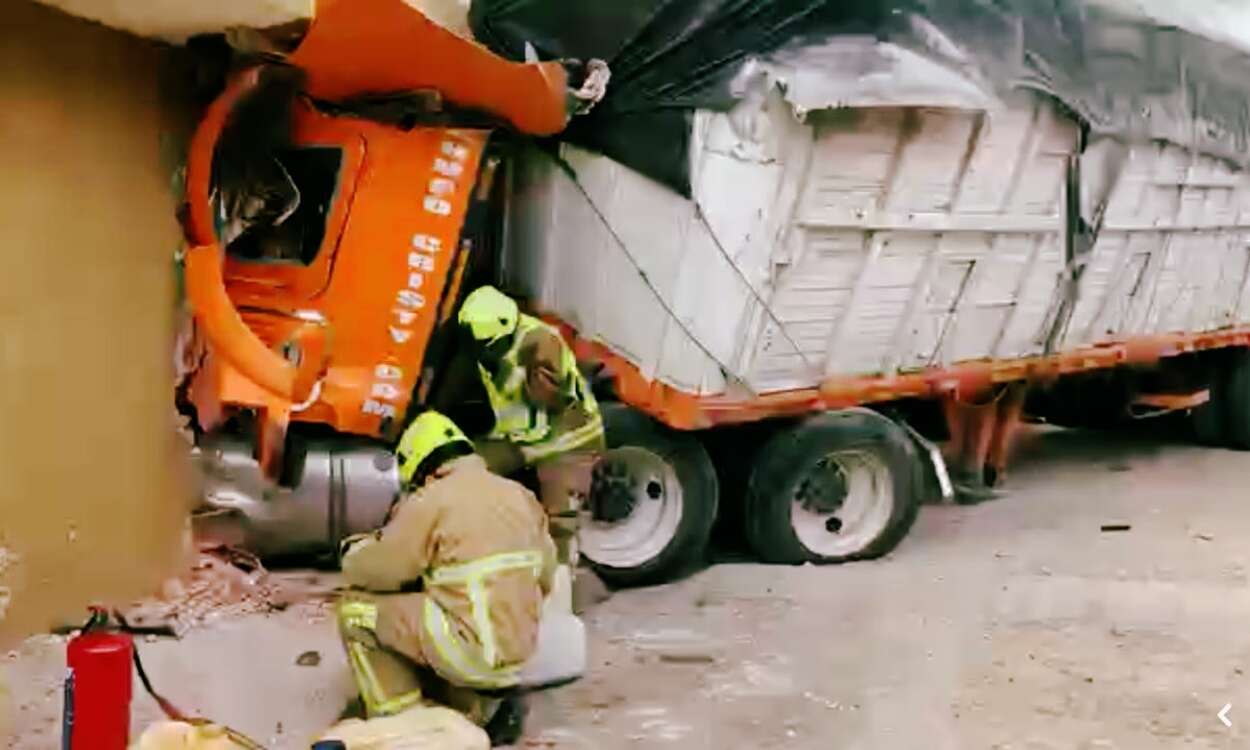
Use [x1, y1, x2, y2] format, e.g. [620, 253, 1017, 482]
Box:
[457, 286, 605, 571]
[336, 410, 557, 745]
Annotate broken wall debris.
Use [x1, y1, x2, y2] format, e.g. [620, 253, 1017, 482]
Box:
[120, 547, 304, 637]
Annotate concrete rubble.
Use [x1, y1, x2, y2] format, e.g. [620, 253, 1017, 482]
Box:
[120, 547, 335, 637]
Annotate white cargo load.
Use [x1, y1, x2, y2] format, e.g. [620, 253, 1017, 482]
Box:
[504, 87, 1250, 399]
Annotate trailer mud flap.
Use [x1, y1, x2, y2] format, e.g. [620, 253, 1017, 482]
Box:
[898, 419, 953, 504]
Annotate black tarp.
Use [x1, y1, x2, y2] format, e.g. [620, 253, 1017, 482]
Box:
[470, 0, 1250, 196]
[471, 0, 891, 192]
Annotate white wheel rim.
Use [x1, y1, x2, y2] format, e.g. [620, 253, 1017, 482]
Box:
[791, 449, 893, 557]
[580, 446, 684, 569]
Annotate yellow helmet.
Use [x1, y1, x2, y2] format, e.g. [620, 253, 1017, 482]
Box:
[395, 411, 472, 487]
[458, 286, 519, 344]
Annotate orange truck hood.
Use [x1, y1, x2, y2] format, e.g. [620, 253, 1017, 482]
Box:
[290, 0, 570, 136]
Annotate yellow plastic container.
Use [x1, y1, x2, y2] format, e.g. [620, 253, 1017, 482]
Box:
[316, 704, 489, 749]
[130, 721, 256, 750]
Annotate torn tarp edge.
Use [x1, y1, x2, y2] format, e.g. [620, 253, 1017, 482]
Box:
[469, 0, 1250, 195]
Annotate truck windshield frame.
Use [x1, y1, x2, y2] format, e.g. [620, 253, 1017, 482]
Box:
[217, 145, 345, 267]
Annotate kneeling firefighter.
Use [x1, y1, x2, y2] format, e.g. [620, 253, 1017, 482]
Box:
[336, 411, 557, 745]
[456, 286, 605, 572]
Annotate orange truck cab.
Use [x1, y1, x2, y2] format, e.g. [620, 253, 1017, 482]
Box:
[178, 0, 573, 555]
[182, 68, 493, 480]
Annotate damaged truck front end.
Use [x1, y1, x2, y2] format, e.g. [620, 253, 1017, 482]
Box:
[176, 0, 580, 557]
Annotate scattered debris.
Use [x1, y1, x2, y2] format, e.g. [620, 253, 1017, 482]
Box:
[120, 545, 293, 636]
[296, 650, 321, 667]
[658, 652, 716, 665]
[1100, 524, 1132, 533]
[802, 690, 843, 710]
[622, 629, 722, 664]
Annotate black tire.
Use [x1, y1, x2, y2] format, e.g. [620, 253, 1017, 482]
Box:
[744, 408, 921, 565]
[1189, 348, 1250, 448]
[582, 403, 718, 587]
[1222, 349, 1250, 450]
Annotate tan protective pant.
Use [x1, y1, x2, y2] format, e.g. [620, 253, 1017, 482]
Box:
[337, 597, 500, 725]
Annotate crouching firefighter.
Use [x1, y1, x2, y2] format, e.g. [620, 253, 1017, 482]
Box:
[336, 411, 558, 745]
[456, 286, 605, 571]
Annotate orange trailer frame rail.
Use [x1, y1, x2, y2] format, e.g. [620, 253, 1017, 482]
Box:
[553, 318, 1250, 431]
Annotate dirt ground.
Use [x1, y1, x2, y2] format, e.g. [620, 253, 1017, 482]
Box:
[7, 424, 1250, 748]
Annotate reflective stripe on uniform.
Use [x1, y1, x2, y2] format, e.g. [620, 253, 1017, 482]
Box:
[337, 601, 424, 717]
[519, 414, 605, 464]
[426, 550, 544, 586]
[479, 365, 550, 444]
[339, 600, 378, 629]
[422, 549, 544, 689]
[422, 598, 519, 690]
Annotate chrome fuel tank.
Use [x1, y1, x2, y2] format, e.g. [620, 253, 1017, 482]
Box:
[196, 439, 399, 558]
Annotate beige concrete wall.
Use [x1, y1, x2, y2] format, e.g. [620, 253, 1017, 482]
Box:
[35, 0, 313, 41]
[0, 0, 191, 656]
[35, 0, 470, 41]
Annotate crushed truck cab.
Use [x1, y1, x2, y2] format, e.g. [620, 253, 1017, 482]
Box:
[182, 67, 491, 478]
[178, 0, 569, 483]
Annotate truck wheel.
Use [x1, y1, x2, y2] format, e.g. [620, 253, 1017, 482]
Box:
[744, 409, 920, 565]
[1221, 349, 1250, 450]
[582, 404, 718, 587]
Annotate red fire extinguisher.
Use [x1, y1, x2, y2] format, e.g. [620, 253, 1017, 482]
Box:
[61, 609, 268, 750]
[63, 609, 133, 750]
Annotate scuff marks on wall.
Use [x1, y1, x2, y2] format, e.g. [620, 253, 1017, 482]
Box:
[0, 545, 17, 623]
